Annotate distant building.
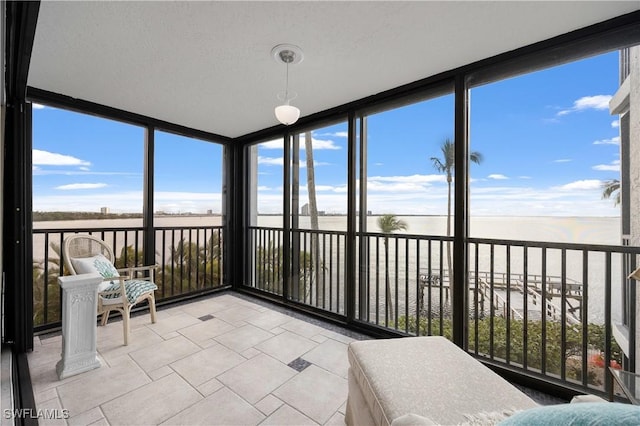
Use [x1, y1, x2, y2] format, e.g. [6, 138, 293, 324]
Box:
[100, 207, 110, 214]
[206, 209, 213, 215]
[301, 203, 309, 216]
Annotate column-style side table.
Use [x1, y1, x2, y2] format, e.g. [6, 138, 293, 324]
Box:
[56, 273, 103, 379]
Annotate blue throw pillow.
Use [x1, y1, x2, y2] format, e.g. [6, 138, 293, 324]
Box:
[499, 402, 640, 426]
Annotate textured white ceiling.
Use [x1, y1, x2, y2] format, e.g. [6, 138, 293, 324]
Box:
[28, 1, 640, 139]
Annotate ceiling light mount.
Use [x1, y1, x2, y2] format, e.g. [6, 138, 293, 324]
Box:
[271, 44, 304, 65]
[272, 44, 304, 126]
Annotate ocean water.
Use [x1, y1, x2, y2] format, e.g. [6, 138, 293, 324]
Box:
[34, 215, 623, 323]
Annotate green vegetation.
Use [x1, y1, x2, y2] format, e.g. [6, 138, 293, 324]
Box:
[255, 243, 319, 303]
[430, 138, 483, 287]
[33, 232, 223, 326]
[397, 315, 621, 386]
[377, 214, 408, 321]
[601, 179, 621, 206]
[158, 233, 223, 296]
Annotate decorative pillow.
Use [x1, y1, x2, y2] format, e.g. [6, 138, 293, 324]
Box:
[498, 402, 640, 425]
[70, 254, 119, 291]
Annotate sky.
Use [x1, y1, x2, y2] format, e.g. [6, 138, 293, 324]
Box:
[32, 49, 622, 218]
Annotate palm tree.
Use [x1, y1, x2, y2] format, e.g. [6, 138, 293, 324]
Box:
[377, 214, 408, 323]
[304, 131, 323, 305]
[601, 179, 621, 206]
[431, 138, 483, 296]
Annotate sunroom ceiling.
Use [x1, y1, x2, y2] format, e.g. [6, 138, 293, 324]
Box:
[28, 1, 639, 139]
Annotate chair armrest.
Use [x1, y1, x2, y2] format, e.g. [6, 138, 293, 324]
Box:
[117, 265, 159, 281]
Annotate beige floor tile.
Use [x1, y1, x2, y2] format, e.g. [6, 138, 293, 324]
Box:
[254, 394, 284, 416]
[57, 358, 150, 416]
[273, 365, 347, 425]
[280, 319, 327, 339]
[254, 331, 317, 364]
[213, 305, 262, 324]
[128, 335, 201, 372]
[36, 396, 68, 426]
[324, 411, 346, 425]
[88, 419, 109, 426]
[196, 378, 224, 397]
[321, 329, 356, 344]
[146, 312, 201, 336]
[39, 334, 63, 346]
[177, 318, 236, 344]
[214, 324, 273, 352]
[178, 300, 218, 318]
[302, 338, 350, 378]
[101, 373, 202, 425]
[245, 310, 292, 330]
[161, 386, 264, 426]
[240, 347, 261, 359]
[170, 343, 246, 387]
[97, 326, 164, 365]
[261, 404, 318, 425]
[311, 335, 329, 344]
[27, 340, 63, 370]
[67, 407, 105, 426]
[34, 387, 57, 404]
[148, 365, 173, 381]
[207, 299, 242, 313]
[161, 331, 181, 340]
[29, 361, 85, 395]
[218, 353, 296, 404]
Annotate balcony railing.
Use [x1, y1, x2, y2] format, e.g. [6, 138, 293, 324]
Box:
[32, 225, 226, 330]
[247, 226, 347, 315]
[33, 222, 637, 397]
[245, 226, 639, 397]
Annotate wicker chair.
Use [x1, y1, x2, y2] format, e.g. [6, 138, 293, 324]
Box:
[62, 234, 158, 345]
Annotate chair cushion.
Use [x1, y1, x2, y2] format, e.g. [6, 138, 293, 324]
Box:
[70, 254, 119, 291]
[101, 279, 158, 305]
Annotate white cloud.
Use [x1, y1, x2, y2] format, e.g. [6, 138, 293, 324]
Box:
[592, 159, 620, 172]
[553, 159, 572, 163]
[557, 95, 612, 116]
[258, 136, 342, 151]
[33, 149, 91, 167]
[518, 176, 532, 179]
[55, 183, 108, 190]
[611, 120, 620, 128]
[320, 131, 348, 138]
[257, 139, 284, 150]
[552, 179, 602, 191]
[374, 162, 384, 166]
[257, 186, 271, 191]
[488, 174, 508, 180]
[31, 103, 46, 110]
[368, 174, 445, 184]
[299, 135, 342, 150]
[593, 136, 620, 145]
[257, 156, 283, 166]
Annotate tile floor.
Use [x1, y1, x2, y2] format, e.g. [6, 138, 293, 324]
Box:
[29, 293, 368, 426]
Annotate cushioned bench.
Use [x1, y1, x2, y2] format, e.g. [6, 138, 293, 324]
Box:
[346, 336, 538, 425]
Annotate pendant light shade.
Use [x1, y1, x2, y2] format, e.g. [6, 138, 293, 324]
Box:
[275, 104, 301, 126]
[272, 44, 303, 126]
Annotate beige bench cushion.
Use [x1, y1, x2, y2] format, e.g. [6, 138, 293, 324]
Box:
[347, 336, 538, 425]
